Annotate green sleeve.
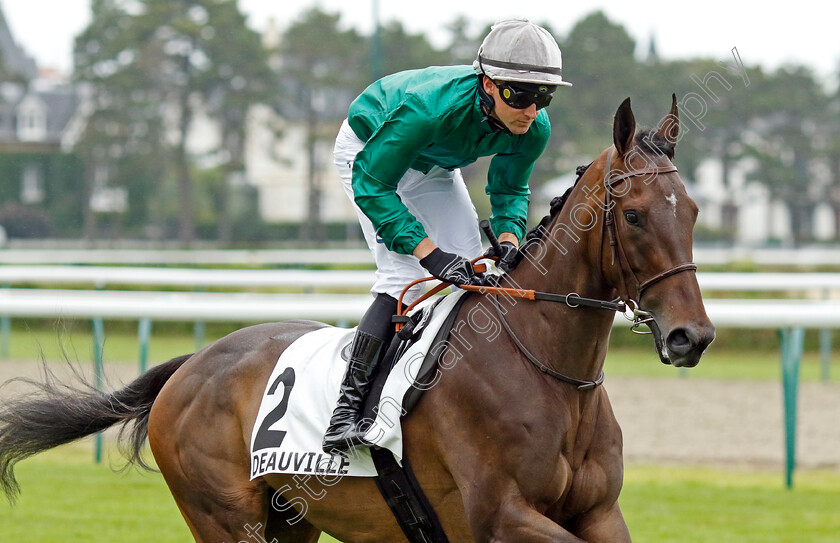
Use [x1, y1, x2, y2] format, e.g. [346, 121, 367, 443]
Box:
[485, 121, 550, 242]
[351, 97, 438, 255]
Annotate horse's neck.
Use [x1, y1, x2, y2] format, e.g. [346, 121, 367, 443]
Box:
[500, 201, 615, 379]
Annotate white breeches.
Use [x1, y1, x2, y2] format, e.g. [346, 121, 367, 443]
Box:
[333, 119, 483, 304]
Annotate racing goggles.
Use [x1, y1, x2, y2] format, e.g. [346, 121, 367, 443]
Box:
[496, 81, 557, 110]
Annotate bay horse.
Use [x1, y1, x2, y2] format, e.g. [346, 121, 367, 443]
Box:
[0, 96, 714, 542]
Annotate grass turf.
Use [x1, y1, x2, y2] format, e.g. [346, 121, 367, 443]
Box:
[0, 443, 837, 542]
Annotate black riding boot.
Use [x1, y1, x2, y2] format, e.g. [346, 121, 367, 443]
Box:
[322, 293, 397, 456]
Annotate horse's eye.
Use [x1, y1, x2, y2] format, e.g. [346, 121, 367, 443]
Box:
[624, 210, 640, 225]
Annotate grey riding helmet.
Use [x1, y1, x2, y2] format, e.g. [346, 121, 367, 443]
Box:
[473, 18, 572, 88]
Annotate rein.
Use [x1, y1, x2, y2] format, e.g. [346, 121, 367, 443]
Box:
[487, 295, 605, 390]
[394, 274, 615, 391]
[394, 146, 697, 390]
[395, 267, 626, 326]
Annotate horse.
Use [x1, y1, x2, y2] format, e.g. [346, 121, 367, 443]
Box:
[0, 95, 714, 542]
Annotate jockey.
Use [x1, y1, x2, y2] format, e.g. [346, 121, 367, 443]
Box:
[324, 18, 572, 455]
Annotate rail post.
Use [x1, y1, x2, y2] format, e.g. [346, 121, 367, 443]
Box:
[194, 286, 206, 350]
[780, 327, 804, 489]
[138, 318, 152, 373]
[1, 283, 9, 358]
[819, 328, 831, 382]
[92, 316, 106, 464]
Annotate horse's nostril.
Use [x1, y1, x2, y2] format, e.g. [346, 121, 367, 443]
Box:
[666, 328, 692, 354]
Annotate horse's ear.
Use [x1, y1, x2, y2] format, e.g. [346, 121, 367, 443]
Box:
[613, 97, 635, 157]
[656, 93, 680, 150]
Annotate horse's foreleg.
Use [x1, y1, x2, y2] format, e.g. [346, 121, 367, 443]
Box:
[571, 501, 631, 543]
[468, 495, 588, 543]
[265, 494, 322, 543]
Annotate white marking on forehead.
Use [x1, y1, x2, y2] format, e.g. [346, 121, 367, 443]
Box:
[665, 192, 678, 217]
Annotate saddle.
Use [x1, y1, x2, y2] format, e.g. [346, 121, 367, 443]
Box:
[250, 289, 470, 480]
[356, 291, 470, 423]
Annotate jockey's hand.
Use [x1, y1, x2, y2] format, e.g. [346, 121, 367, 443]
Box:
[419, 248, 485, 286]
[484, 241, 519, 273]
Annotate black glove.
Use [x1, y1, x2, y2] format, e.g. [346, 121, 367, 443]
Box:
[483, 241, 519, 273]
[419, 248, 485, 286]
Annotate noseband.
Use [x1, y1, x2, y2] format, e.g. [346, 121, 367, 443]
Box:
[601, 146, 698, 306]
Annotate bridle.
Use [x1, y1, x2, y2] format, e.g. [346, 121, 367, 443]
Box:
[395, 145, 699, 389]
[601, 146, 697, 309]
[486, 145, 697, 388]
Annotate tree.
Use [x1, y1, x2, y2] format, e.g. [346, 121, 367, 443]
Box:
[193, 0, 274, 242]
[378, 20, 449, 75]
[443, 15, 481, 66]
[743, 66, 826, 244]
[74, 0, 272, 243]
[822, 70, 840, 238]
[279, 8, 367, 242]
[73, 0, 161, 239]
[553, 11, 643, 158]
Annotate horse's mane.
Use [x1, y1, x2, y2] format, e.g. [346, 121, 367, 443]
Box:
[637, 129, 675, 160]
[520, 166, 586, 251]
[521, 129, 673, 251]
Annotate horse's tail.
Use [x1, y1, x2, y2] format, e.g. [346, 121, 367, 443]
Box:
[0, 353, 192, 503]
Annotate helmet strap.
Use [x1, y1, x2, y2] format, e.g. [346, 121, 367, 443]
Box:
[476, 75, 512, 136]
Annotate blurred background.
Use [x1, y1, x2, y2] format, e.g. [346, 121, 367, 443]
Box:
[0, 0, 837, 248]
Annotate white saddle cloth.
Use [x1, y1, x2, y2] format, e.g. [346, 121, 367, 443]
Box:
[249, 290, 465, 479]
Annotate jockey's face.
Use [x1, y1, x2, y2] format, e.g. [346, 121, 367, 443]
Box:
[482, 76, 539, 135]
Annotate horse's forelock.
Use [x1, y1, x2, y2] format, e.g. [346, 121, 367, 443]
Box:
[520, 159, 596, 251]
[634, 129, 675, 160]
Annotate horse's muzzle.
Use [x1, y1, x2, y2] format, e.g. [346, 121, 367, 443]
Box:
[662, 323, 716, 367]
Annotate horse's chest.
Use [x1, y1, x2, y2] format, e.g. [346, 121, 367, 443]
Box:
[550, 423, 624, 518]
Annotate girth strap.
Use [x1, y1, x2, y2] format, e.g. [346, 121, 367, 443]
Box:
[371, 448, 450, 543]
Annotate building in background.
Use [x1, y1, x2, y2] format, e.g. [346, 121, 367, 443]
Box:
[246, 19, 357, 231]
[0, 3, 87, 239]
[0, 6, 84, 156]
